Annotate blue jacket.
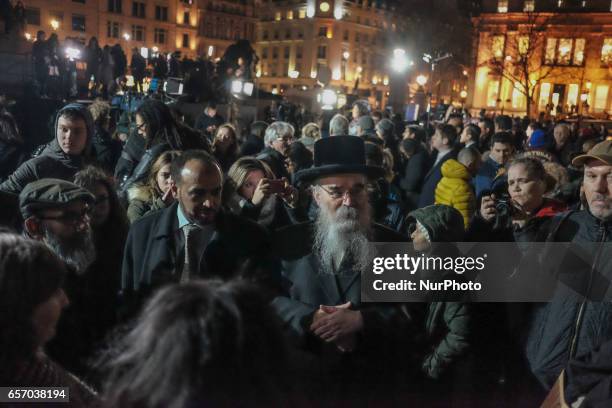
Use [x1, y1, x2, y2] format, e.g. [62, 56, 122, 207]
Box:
[417, 149, 457, 208]
[474, 157, 502, 198]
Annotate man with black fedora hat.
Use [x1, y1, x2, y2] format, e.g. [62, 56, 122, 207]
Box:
[273, 136, 410, 400]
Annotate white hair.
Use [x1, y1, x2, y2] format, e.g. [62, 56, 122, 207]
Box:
[264, 121, 294, 146]
[329, 114, 349, 136]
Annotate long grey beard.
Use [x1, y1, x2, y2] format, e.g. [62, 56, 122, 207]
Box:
[313, 205, 372, 275]
[43, 228, 96, 275]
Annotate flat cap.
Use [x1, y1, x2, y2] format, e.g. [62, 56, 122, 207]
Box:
[19, 178, 94, 219]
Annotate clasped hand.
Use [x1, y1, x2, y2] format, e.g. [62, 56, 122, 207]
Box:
[309, 302, 363, 353]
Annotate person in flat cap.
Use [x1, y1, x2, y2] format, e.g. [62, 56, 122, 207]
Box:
[1, 103, 94, 195]
[20, 178, 96, 275]
[526, 139, 612, 391]
[272, 135, 411, 401]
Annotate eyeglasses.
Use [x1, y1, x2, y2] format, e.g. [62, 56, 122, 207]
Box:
[38, 208, 91, 226]
[317, 184, 366, 200]
[135, 122, 146, 131]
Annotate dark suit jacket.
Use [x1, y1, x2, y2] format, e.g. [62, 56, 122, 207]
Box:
[121, 202, 279, 312]
[417, 148, 459, 208]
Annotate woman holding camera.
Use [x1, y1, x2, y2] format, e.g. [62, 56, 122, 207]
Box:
[476, 156, 567, 242]
[224, 157, 297, 231]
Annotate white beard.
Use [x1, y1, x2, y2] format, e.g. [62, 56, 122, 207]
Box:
[313, 204, 372, 275]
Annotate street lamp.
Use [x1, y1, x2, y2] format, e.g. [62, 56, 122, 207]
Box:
[123, 33, 131, 41]
[391, 48, 409, 73]
[460, 90, 468, 99]
[50, 19, 59, 30]
[342, 51, 350, 60]
[416, 75, 428, 86]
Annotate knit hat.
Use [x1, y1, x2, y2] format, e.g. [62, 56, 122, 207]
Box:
[529, 129, 549, 149]
[19, 178, 94, 219]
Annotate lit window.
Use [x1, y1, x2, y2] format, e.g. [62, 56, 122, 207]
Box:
[275, 11, 281, 21]
[545, 38, 557, 64]
[512, 83, 525, 109]
[567, 84, 579, 107]
[320, 2, 330, 12]
[594, 85, 609, 112]
[487, 80, 500, 107]
[573, 38, 585, 66]
[545, 38, 586, 66]
[497, 0, 508, 12]
[492, 35, 505, 59]
[538, 83, 551, 111]
[524, 0, 534, 11]
[557, 38, 572, 65]
[299, 8, 306, 18]
[602, 38, 612, 65]
[287, 10, 293, 19]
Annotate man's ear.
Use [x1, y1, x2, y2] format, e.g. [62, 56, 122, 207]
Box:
[311, 185, 322, 207]
[24, 217, 43, 240]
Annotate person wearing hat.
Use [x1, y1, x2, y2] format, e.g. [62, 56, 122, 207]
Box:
[272, 135, 410, 401]
[356, 115, 376, 138]
[526, 139, 612, 391]
[20, 178, 96, 275]
[1, 103, 94, 195]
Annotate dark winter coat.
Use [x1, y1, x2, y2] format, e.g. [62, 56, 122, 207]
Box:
[399, 145, 430, 209]
[0, 104, 93, 195]
[417, 149, 458, 209]
[239, 134, 265, 157]
[257, 147, 290, 181]
[526, 210, 612, 389]
[0, 140, 24, 181]
[91, 124, 122, 174]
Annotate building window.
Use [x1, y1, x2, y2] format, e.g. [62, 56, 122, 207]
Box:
[298, 8, 306, 18]
[545, 38, 586, 66]
[182, 33, 189, 48]
[50, 10, 64, 23]
[287, 10, 293, 19]
[497, 0, 508, 12]
[154, 28, 166, 44]
[343, 30, 349, 41]
[602, 38, 612, 65]
[262, 30, 268, 40]
[284, 46, 290, 59]
[355, 32, 360, 43]
[273, 30, 279, 40]
[262, 47, 268, 59]
[524, 0, 534, 11]
[107, 21, 120, 38]
[492, 35, 505, 60]
[567, 83, 579, 107]
[25, 7, 40, 25]
[285, 29, 291, 39]
[317, 45, 326, 59]
[73, 0, 86, 3]
[108, 0, 122, 13]
[132, 24, 145, 41]
[275, 11, 281, 21]
[272, 47, 278, 59]
[518, 36, 529, 56]
[487, 80, 500, 107]
[183, 11, 190, 24]
[132, 2, 145, 18]
[296, 46, 302, 59]
[318, 26, 328, 38]
[538, 83, 551, 111]
[72, 14, 85, 31]
[297, 29, 303, 39]
[155, 6, 168, 21]
[594, 85, 609, 112]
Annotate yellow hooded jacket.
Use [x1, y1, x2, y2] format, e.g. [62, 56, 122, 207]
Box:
[434, 159, 475, 227]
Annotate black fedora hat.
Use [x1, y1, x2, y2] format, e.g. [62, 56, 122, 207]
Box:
[295, 135, 384, 184]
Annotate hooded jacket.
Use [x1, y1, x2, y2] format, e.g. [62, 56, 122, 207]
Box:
[0, 103, 93, 195]
[435, 159, 475, 228]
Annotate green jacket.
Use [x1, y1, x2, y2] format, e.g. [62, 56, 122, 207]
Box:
[422, 301, 471, 380]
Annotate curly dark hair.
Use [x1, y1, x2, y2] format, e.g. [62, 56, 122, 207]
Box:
[0, 233, 66, 377]
[100, 279, 289, 408]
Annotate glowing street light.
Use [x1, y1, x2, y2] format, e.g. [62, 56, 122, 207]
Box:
[460, 90, 468, 99]
[319, 89, 338, 110]
[416, 75, 428, 86]
[342, 51, 350, 60]
[288, 70, 299, 79]
[123, 33, 131, 41]
[306, 4, 315, 17]
[391, 48, 409, 73]
[24, 32, 31, 41]
[50, 19, 59, 30]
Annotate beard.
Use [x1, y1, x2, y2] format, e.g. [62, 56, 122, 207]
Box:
[314, 203, 372, 275]
[43, 227, 96, 275]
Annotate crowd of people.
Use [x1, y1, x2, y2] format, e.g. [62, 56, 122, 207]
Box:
[0, 71, 611, 407]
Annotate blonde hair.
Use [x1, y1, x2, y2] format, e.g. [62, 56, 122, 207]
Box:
[88, 100, 111, 125]
[148, 150, 182, 196]
[227, 157, 275, 192]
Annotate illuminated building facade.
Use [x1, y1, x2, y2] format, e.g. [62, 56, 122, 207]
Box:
[254, 0, 405, 108]
[470, 0, 612, 117]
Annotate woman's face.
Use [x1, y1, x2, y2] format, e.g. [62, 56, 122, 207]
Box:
[156, 164, 172, 195]
[90, 183, 111, 227]
[352, 105, 360, 120]
[508, 164, 546, 213]
[32, 288, 69, 347]
[215, 127, 235, 152]
[411, 226, 430, 252]
[135, 113, 147, 139]
[238, 170, 265, 201]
